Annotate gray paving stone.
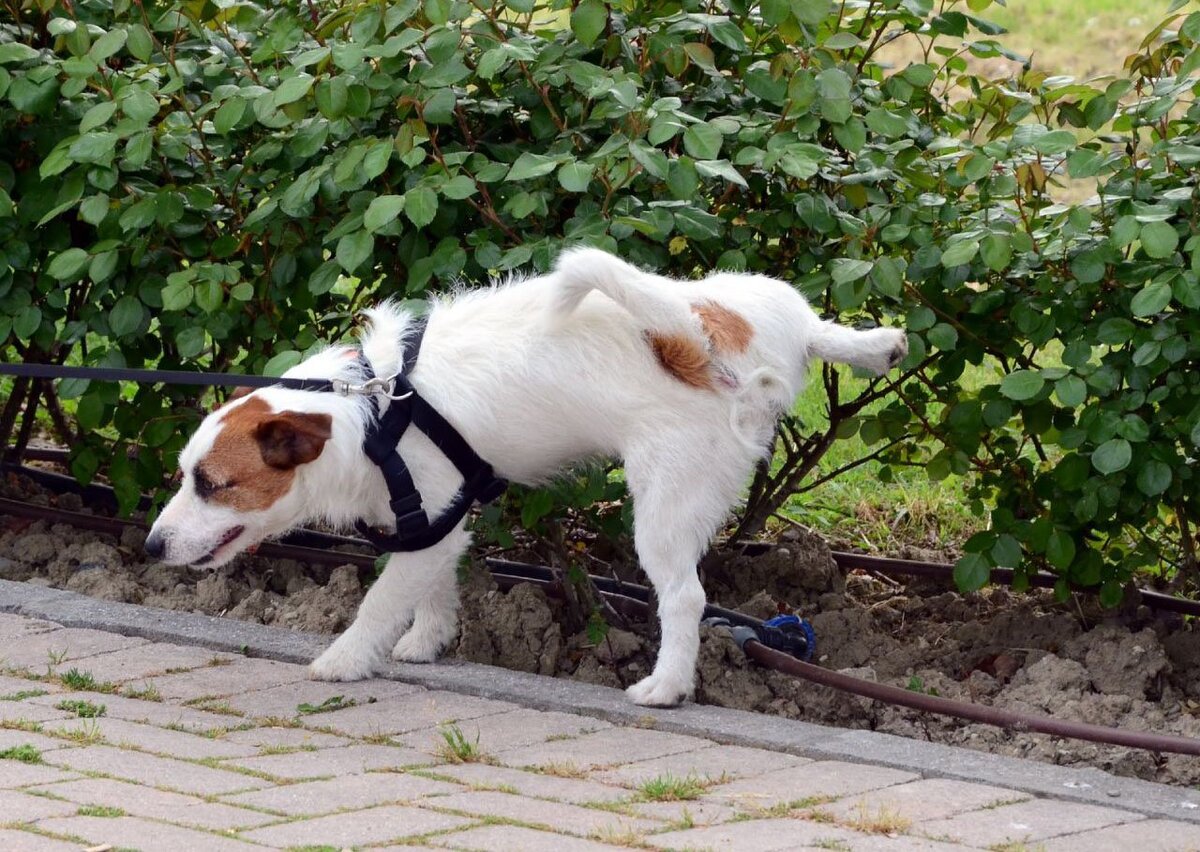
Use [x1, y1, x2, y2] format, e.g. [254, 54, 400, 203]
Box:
[917, 798, 1143, 845]
[148, 658, 309, 701]
[1041, 818, 1200, 851]
[220, 724, 354, 751]
[0, 700, 71, 724]
[70, 642, 237, 684]
[0, 674, 62, 697]
[0, 614, 61, 640]
[29, 690, 240, 733]
[432, 823, 631, 851]
[0, 760, 78, 788]
[838, 837, 978, 851]
[498, 726, 715, 771]
[36, 814, 268, 851]
[646, 816, 858, 850]
[299, 689, 518, 737]
[706, 761, 919, 811]
[397, 707, 611, 755]
[42, 744, 272, 795]
[221, 676, 425, 719]
[0, 789, 77, 821]
[822, 778, 1032, 824]
[421, 789, 660, 837]
[224, 742, 436, 779]
[0, 628, 148, 671]
[630, 799, 739, 826]
[0, 829, 82, 852]
[240, 803, 474, 847]
[224, 770, 463, 815]
[428, 762, 632, 804]
[594, 743, 810, 788]
[46, 716, 259, 760]
[30, 777, 277, 830]
[0, 727, 75, 753]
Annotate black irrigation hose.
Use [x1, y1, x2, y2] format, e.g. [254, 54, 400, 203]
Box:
[3, 496, 1200, 757]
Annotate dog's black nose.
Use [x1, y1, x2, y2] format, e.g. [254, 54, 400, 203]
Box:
[144, 530, 165, 560]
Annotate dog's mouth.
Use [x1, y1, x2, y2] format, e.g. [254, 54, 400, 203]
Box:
[192, 525, 245, 566]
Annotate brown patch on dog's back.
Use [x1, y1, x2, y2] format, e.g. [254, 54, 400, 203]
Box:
[694, 301, 753, 354]
[647, 301, 753, 390]
[198, 397, 331, 512]
[647, 333, 714, 390]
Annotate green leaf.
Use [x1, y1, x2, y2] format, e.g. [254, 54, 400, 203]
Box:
[953, 553, 990, 592]
[1092, 438, 1132, 475]
[273, 74, 314, 106]
[336, 230, 374, 272]
[315, 78, 348, 119]
[264, 350, 303, 377]
[683, 123, 723, 160]
[403, 186, 438, 228]
[830, 258, 873, 284]
[127, 24, 153, 61]
[694, 159, 747, 188]
[441, 175, 478, 200]
[80, 101, 117, 133]
[161, 278, 193, 311]
[176, 326, 206, 359]
[79, 195, 110, 225]
[1054, 375, 1087, 407]
[1046, 529, 1075, 570]
[506, 152, 560, 181]
[570, 0, 608, 47]
[1139, 220, 1178, 258]
[940, 239, 979, 268]
[308, 260, 342, 295]
[89, 29, 127, 61]
[89, 250, 118, 283]
[1136, 460, 1172, 496]
[999, 370, 1044, 401]
[1032, 130, 1076, 155]
[557, 161, 594, 192]
[980, 234, 1012, 271]
[1130, 280, 1172, 317]
[363, 194, 405, 232]
[108, 296, 143, 337]
[0, 43, 38, 64]
[213, 97, 245, 134]
[68, 132, 118, 165]
[47, 248, 90, 281]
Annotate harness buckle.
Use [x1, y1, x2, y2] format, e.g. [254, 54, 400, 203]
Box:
[331, 375, 414, 401]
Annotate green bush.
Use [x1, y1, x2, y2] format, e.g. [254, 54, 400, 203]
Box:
[0, 0, 1196, 596]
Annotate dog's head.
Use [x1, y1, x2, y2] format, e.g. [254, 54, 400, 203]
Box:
[145, 394, 332, 567]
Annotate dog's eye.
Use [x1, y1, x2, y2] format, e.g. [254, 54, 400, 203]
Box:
[192, 468, 229, 499]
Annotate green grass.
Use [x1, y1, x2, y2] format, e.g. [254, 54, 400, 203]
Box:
[57, 669, 117, 694]
[0, 744, 43, 763]
[55, 699, 106, 718]
[776, 364, 989, 555]
[435, 723, 490, 764]
[76, 805, 124, 818]
[636, 773, 709, 802]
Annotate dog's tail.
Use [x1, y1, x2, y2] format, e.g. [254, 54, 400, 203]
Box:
[550, 247, 698, 337]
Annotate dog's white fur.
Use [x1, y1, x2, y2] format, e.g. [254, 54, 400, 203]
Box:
[149, 248, 906, 706]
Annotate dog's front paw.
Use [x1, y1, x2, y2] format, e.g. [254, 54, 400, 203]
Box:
[626, 672, 694, 707]
[309, 643, 378, 682]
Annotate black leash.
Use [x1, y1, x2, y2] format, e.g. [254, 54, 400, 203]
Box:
[0, 361, 340, 393]
[0, 325, 509, 554]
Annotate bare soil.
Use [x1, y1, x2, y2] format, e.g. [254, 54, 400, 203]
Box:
[2, 472, 1199, 786]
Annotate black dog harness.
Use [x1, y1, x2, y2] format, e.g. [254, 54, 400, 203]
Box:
[330, 318, 508, 552]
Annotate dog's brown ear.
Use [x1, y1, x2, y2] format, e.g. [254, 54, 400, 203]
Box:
[253, 412, 333, 469]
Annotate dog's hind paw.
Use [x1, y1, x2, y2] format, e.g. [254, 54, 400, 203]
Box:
[626, 672, 693, 707]
[309, 645, 377, 682]
[391, 626, 450, 664]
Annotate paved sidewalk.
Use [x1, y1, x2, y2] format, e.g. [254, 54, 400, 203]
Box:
[0, 609, 1198, 850]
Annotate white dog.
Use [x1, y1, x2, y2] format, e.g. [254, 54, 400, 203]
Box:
[145, 248, 906, 706]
